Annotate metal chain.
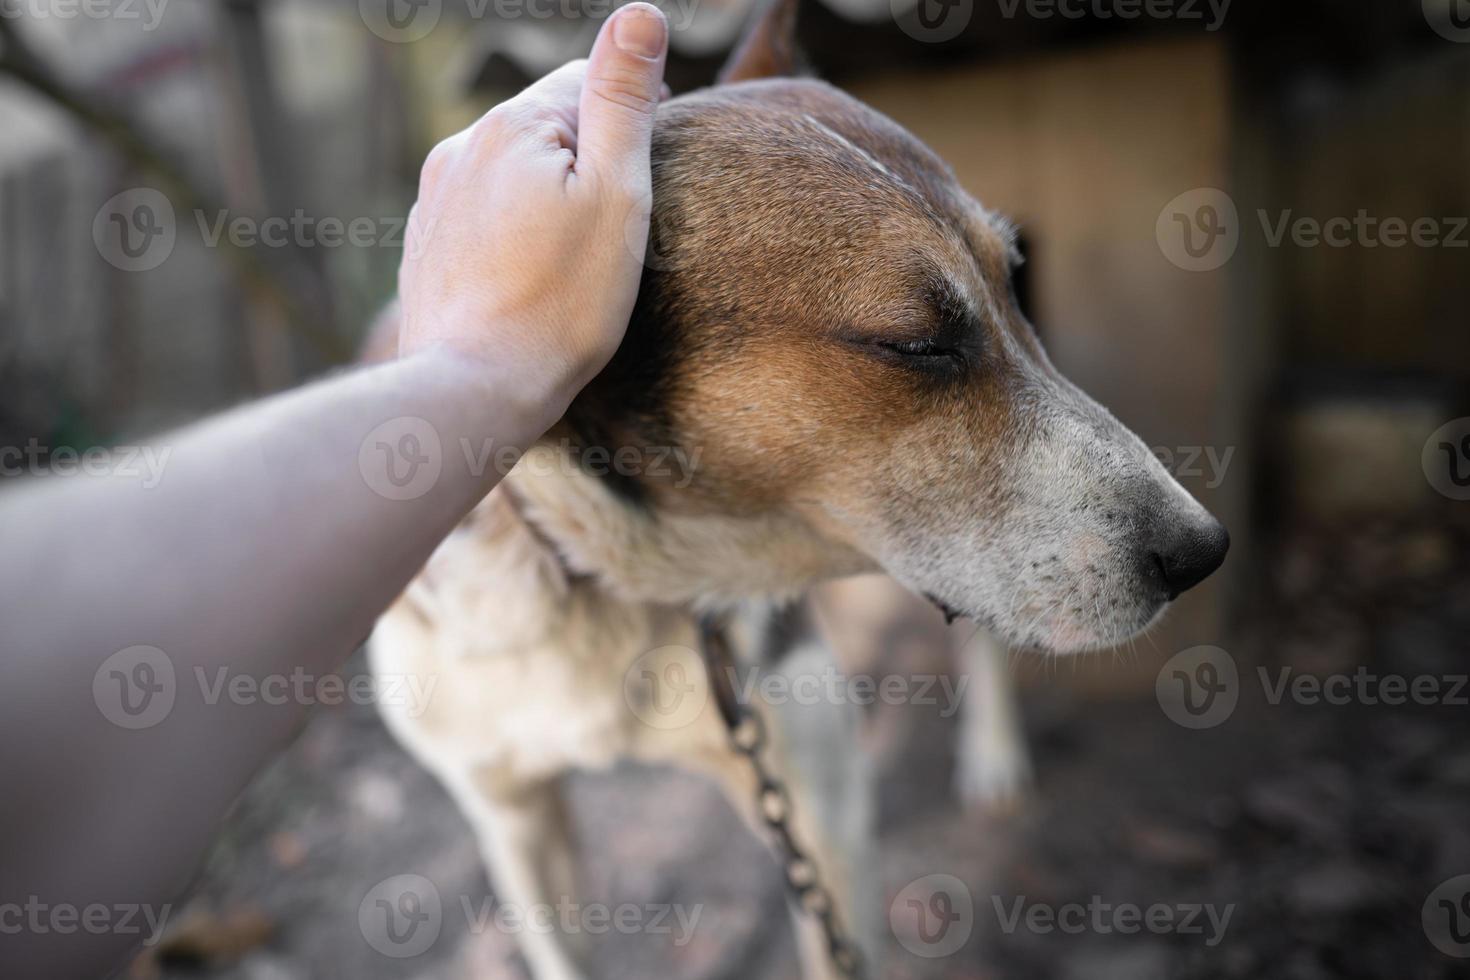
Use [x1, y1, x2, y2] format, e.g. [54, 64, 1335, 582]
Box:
[699, 617, 866, 980]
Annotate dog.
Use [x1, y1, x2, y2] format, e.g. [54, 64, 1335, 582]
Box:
[812, 575, 1034, 810]
[367, 2, 1228, 975]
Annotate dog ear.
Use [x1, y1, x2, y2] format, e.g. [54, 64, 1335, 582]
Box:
[717, 0, 805, 84]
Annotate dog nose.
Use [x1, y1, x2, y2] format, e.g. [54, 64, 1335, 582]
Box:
[1150, 518, 1229, 599]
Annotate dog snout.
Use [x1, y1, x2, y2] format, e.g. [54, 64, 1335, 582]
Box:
[1145, 516, 1229, 600]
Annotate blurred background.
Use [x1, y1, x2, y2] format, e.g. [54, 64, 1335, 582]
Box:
[2, 0, 1468, 977]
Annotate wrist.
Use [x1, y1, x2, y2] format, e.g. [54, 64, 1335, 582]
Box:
[406, 343, 573, 450]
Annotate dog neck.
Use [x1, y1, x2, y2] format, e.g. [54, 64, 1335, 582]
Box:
[498, 437, 865, 613]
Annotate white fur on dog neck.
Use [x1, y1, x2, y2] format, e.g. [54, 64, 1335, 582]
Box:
[503, 442, 870, 612]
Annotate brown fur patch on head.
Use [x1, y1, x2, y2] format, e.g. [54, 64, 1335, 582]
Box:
[565, 79, 1033, 535]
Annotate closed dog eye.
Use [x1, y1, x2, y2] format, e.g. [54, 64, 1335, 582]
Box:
[865, 336, 971, 378]
[877, 336, 966, 366]
[882, 337, 957, 358]
[834, 273, 984, 377]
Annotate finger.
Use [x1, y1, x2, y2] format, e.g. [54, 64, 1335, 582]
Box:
[504, 57, 588, 142]
[576, 3, 668, 183]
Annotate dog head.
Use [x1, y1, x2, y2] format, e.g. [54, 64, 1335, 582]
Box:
[559, 0, 1227, 653]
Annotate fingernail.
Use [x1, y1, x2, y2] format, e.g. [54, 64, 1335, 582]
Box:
[613, 5, 667, 59]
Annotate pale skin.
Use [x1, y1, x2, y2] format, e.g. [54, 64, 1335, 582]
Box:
[0, 5, 668, 976]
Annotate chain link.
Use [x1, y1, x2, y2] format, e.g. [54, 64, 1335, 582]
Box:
[699, 617, 866, 980]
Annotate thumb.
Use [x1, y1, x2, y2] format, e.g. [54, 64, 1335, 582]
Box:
[577, 3, 668, 183]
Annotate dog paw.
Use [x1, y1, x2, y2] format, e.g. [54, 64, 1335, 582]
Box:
[954, 736, 1033, 813]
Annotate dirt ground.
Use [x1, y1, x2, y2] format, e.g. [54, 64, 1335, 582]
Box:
[134, 511, 1470, 980]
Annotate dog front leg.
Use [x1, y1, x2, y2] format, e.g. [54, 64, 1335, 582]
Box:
[952, 627, 1032, 810]
[456, 771, 588, 980]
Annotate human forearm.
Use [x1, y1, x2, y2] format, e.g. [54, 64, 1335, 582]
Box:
[0, 346, 561, 976]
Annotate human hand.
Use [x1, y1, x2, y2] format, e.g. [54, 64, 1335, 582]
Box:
[397, 2, 669, 415]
